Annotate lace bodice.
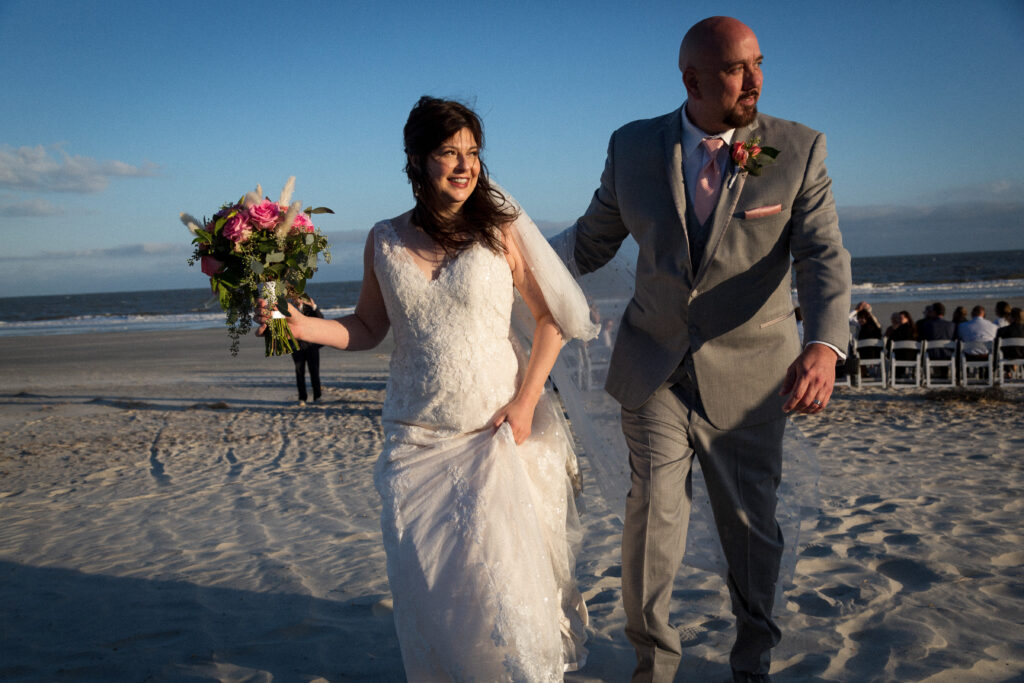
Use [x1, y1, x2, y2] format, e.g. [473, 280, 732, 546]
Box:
[374, 220, 519, 440]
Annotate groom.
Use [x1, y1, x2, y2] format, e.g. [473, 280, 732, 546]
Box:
[554, 16, 851, 683]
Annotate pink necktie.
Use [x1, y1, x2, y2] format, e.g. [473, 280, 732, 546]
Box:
[694, 137, 725, 224]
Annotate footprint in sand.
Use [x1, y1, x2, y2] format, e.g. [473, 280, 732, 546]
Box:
[677, 625, 709, 647]
[846, 544, 876, 560]
[847, 519, 884, 536]
[883, 531, 920, 545]
[816, 515, 842, 531]
[587, 588, 619, 606]
[799, 544, 835, 558]
[672, 588, 719, 603]
[821, 583, 861, 603]
[876, 557, 943, 592]
[791, 591, 839, 617]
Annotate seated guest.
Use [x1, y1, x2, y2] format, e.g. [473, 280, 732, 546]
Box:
[895, 310, 916, 340]
[951, 306, 969, 335]
[855, 309, 883, 382]
[884, 312, 903, 341]
[914, 304, 932, 332]
[850, 301, 880, 332]
[995, 301, 1012, 328]
[918, 302, 956, 360]
[958, 305, 998, 357]
[889, 311, 918, 370]
[856, 309, 883, 358]
[996, 307, 1024, 360]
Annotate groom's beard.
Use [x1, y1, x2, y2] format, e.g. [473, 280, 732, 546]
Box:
[725, 104, 758, 128]
[725, 91, 759, 128]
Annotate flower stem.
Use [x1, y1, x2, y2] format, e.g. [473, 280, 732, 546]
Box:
[265, 318, 299, 357]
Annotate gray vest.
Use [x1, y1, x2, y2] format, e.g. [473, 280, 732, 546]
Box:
[685, 187, 715, 273]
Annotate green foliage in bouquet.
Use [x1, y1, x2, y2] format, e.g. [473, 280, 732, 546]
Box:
[183, 177, 332, 356]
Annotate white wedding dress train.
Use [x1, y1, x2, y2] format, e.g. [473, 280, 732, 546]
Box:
[371, 213, 593, 681]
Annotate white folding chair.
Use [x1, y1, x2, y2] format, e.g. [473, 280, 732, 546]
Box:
[959, 340, 993, 387]
[922, 339, 957, 387]
[855, 338, 886, 388]
[888, 340, 921, 388]
[585, 343, 613, 390]
[996, 337, 1024, 387]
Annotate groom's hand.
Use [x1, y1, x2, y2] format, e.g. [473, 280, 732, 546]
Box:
[781, 343, 838, 414]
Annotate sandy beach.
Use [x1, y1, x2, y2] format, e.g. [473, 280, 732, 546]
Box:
[1, 326, 1022, 681]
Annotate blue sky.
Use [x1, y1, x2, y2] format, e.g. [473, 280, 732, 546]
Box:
[1, 0, 1022, 296]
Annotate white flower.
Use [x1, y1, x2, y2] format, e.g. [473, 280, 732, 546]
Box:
[279, 176, 295, 208]
[180, 212, 203, 234]
[275, 201, 301, 240]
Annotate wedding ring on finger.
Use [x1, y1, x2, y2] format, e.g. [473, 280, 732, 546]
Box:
[812, 399, 822, 406]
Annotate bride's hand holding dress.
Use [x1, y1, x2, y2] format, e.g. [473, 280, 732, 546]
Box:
[490, 227, 564, 445]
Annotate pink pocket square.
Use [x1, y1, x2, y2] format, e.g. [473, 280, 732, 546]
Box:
[743, 204, 783, 220]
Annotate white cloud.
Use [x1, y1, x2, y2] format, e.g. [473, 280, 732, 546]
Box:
[0, 197, 64, 217]
[0, 144, 158, 193]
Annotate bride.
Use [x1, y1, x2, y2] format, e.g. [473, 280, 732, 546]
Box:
[257, 96, 595, 680]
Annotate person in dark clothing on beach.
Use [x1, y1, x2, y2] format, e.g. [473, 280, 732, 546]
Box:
[292, 298, 324, 405]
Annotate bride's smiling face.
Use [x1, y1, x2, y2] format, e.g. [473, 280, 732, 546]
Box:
[426, 127, 480, 215]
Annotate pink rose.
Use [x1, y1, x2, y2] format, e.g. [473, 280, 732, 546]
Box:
[292, 212, 314, 233]
[731, 142, 749, 167]
[200, 254, 224, 276]
[248, 199, 280, 229]
[222, 213, 253, 244]
[747, 144, 761, 158]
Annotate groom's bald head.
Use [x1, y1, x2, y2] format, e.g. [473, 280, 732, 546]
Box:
[678, 17, 755, 72]
[679, 16, 763, 133]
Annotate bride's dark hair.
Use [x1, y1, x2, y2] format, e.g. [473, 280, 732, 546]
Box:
[403, 96, 518, 254]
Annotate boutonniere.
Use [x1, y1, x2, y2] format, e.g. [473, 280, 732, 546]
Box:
[731, 137, 778, 176]
[727, 137, 779, 188]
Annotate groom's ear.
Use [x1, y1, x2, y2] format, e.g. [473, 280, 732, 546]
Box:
[682, 67, 700, 98]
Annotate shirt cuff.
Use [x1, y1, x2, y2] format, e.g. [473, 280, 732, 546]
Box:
[806, 340, 846, 361]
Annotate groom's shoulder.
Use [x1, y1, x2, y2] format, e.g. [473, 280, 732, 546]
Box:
[755, 113, 822, 144]
[613, 108, 680, 140]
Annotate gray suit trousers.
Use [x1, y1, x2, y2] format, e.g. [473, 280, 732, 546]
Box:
[620, 372, 785, 681]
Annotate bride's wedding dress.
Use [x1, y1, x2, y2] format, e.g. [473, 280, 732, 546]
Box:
[371, 210, 592, 680]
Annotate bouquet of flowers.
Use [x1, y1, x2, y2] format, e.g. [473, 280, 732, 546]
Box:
[182, 177, 332, 356]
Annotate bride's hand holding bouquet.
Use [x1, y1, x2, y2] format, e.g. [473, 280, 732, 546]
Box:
[254, 296, 311, 341]
[182, 177, 332, 356]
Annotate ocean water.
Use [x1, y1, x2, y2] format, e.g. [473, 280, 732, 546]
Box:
[1, 250, 1022, 338]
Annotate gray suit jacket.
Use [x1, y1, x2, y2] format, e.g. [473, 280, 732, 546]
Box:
[560, 107, 851, 430]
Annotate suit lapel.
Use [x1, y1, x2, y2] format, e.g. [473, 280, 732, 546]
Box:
[693, 118, 759, 285]
[662, 107, 694, 284]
